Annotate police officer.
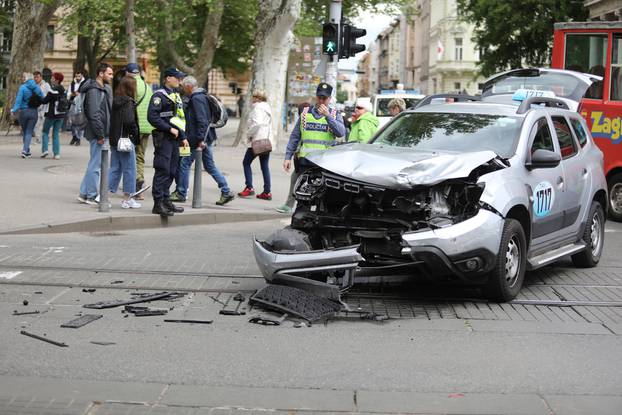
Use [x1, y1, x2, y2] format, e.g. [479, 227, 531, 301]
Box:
[148, 67, 189, 216]
[283, 82, 346, 175]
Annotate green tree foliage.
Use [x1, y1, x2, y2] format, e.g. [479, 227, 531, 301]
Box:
[457, 0, 589, 76]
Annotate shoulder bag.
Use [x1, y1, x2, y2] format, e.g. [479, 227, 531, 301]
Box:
[251, 111, 272, 156]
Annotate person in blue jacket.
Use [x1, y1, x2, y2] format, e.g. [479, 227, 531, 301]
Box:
[11, 72, 43, 158]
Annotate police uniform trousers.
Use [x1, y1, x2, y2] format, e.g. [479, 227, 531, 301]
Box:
[152, 132, 179, 201]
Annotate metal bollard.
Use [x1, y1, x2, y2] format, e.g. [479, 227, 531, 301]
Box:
[192, 148, 202, 208]
[99, 140, 110, 213]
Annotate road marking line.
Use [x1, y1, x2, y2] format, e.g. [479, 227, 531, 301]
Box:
[0, 271, 22, 280]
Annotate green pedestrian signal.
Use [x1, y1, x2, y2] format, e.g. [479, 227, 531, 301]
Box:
[322, 23, 338, 56]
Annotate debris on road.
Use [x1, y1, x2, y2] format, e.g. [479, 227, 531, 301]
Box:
[219, 298, 245, 316]
[20, 330, 68, 347]
[249, 313, 287, 326]
[250, 285, 341, 322]
[61, 314, 103, 328]
[90, 341, 116, 346]
[164, 319, 213, 324]
[209, 296, 226, 306]
[82, 288, 96, 293]
[110, 280, 124, 284]
[123, 305, 168, 316]
[22, 300, 29, 306]
[83, 291, 185, 309]
[12, 310, 40, 316]
[233, 293, 245, 302]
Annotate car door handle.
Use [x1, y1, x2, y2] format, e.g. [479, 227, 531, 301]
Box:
[582, 168, 588, 177]
[557, 176, 564, 185]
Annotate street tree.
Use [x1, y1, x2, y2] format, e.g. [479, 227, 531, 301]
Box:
[1, 0, 61, 127]
[457, 0, 589, 76]
[126, 0, 136, 63]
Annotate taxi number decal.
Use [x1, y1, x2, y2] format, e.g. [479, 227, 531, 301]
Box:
[533, 182, 554, 217]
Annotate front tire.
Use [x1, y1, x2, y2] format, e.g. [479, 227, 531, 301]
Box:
[572, 201, 604, 268]
[484, 219, 527, 302]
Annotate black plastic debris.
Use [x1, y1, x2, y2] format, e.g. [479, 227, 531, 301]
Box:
[22, 300, 29, 306]
[209, 296, 226, 306]
[21, 330, 67, 347]
[123, 305, 168, 316]
[219, 298, 245, 316]
[249, 314, 287, 326]
[82, 288, 96, 293]
[13, 310, 39, 316]
[90, 341, 116, 346]
[61, 314, 102, 328]
[233, 293, 245, 302]
[164, 319, 213, 324]
[110, 280, 124, 284]
[83, 291, 184, 309]
[250, 285, 342, 322]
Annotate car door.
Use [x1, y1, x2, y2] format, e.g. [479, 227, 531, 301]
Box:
[525, 117, 567, 241]
[551, 115, 586, 230]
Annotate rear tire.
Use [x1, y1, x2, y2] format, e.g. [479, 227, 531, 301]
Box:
[607, 173, 622, 222]
[484, 219, 527, 302]
[572, 201, 604, 268]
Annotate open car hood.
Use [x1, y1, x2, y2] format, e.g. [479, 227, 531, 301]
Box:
[305, 144, 498, 189]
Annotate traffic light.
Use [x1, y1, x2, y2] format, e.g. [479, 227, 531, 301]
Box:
[339, 24, 367, 59]
[322, 23, 338, 55]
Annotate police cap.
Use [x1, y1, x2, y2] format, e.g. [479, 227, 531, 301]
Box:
[316, 82, 333, 97]
[163, 67, 186, 79]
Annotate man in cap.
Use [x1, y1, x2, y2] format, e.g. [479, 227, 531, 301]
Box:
[126, 63, 153, 198]
[147, 67, 188, 217]
[283, 82, 346, 176]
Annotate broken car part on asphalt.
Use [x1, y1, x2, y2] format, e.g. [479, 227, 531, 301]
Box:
[123, 305, 168, 316]
[83, 291, 184, 309]
[249, 313, 288, 326]
[61, 314, 103, 328]
[164, 319, 213, 324]
[12, 310, 40, 316]
[219, 298, 245, 316]
[250, 285, 342, 322]
[20, 330, 68, 347]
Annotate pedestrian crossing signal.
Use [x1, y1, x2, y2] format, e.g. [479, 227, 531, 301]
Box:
[322, 23, 338, 56]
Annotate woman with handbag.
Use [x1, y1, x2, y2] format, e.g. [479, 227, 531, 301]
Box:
[238, 90, 274, 200]
[108, 75, 141, 209]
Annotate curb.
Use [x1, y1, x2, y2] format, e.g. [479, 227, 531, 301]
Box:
[0, 210, 281, 235]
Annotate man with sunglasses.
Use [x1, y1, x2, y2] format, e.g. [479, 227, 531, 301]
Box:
[283, 82, 346, 175]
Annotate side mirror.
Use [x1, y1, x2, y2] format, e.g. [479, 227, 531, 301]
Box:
[526, 149, 561, 170]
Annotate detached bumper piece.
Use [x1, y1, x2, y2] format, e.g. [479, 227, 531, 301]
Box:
[250, 284, 342, 322]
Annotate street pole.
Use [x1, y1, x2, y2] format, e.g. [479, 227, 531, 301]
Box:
[99, 142, 110, 213]
[192, 148, 202, 208]
[324, 0, 342, 99]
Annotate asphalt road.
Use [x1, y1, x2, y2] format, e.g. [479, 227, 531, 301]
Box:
[1, 219, 621, 414]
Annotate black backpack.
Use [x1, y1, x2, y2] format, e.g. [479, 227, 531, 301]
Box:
[27, 92, 42, 108]
[206, 93, 228, 128]
[56, 94, 70, 114]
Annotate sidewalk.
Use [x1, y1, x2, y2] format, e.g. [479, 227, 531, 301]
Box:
[0, 119, 294, 234]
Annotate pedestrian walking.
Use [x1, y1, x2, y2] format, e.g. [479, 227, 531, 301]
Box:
[170, 75, 235, 206]
[77, 62, 113, 205]
[68, 70, 86, 145]
[125, 63, 153, 200]
[108, 75, 141, 209]
[32, 71, 51, 145]
[347, 98, 379, 143]
[388, 98, 406, 117]
[40, 72, 68, 159]
[275, 101, 309, 214]
[238, 90, 273, 201]
[147, 67, 188, 217]
[10, 72, 43, 158]
[283, 82, 346, 175]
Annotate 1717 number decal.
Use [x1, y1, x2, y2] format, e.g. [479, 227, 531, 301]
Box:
[533, 182, 554, 217]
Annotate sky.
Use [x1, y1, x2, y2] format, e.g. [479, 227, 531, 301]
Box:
[338, 12, 396, 72]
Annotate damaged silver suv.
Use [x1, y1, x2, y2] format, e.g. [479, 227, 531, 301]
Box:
[254, 68, 607, 302]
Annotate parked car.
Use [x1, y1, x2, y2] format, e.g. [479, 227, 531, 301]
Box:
[254, 69, 607, 302]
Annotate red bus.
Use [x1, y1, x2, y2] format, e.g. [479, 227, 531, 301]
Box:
[551, 22, 622, 220]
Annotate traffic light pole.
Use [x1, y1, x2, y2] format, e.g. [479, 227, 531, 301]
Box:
[324, 0, 342, 99]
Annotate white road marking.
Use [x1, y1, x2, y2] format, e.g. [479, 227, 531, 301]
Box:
[0, 271, 22, 280]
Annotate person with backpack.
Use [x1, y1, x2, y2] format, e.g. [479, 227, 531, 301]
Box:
[125, 63, 153, 199]
[10, 72, 43, 158]
[68, 71, 86, 145]
[169, 75, 234, 205]
[40, 72, 69, 159]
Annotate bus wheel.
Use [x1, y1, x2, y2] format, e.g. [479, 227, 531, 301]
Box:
[608, 173, 622, 222]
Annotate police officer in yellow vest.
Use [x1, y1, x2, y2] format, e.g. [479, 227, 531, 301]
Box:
[147, 67, 189, 217]
[283, 82, 346, 175]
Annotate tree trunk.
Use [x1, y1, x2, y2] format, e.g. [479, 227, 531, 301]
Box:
[125, 0, 136, 63]
[1, 0, 61, 127]
[194, 0, 224, 87]
[233, 0, 301, 148]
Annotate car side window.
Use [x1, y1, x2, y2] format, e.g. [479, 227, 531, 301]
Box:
[552, 116, 577, 159]
[570, 118, 588, 148]
[530, 118, 554, 154]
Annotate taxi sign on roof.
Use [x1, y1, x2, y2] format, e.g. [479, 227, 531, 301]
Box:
[512, 88, 556, 101]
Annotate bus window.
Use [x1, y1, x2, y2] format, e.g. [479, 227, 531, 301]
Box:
[564, 34, 608, 99]
[612, 35, 622, 101]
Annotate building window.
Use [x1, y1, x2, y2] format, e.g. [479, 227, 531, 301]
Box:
[46, 26, 54, 51]
[455, 38, 463, 61]
[432, 78, 437, 93]
[454, 82, 461, 91]
[1, 30, 10, 53]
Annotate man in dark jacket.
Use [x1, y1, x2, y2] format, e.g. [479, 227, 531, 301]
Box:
[77, 62, 113, 205]
[170, 75, 234, 205]
[147, 66, 188, 216]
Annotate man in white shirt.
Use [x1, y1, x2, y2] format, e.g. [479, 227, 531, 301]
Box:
[32, 71, 51, 144]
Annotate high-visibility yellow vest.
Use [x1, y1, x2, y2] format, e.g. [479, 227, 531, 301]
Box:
[156, 89, 186, 132]
[298, 107, 336, 158]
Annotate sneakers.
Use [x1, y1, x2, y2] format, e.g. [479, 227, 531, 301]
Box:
[40, 151, 48, 158]
[216, 193, 235, 206]
[77, 194, 87, 203]
[74, 140, 80, 146]
[257, 192, 272, 201]
[237, 187, 255, 198]
[69, 137, 78, 145]
[121, 198, 141, 209]
[20, 151, 31, 159]
[85, 198, 98, 206]
[276, 204, 292, 214]
[169, 191, 186, 202]
[53, 155, 60, 160]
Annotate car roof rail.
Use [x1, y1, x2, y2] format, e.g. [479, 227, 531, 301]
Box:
[413, 93, 481, 109]
[516, 97, 569, 114]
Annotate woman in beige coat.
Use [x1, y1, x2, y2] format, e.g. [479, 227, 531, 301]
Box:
[238, 90, 274, 200]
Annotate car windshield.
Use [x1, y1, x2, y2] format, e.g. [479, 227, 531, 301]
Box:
[376, 97, 422, 116]
[372, 112, 523, 158]
[482, 71, 589, 102]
